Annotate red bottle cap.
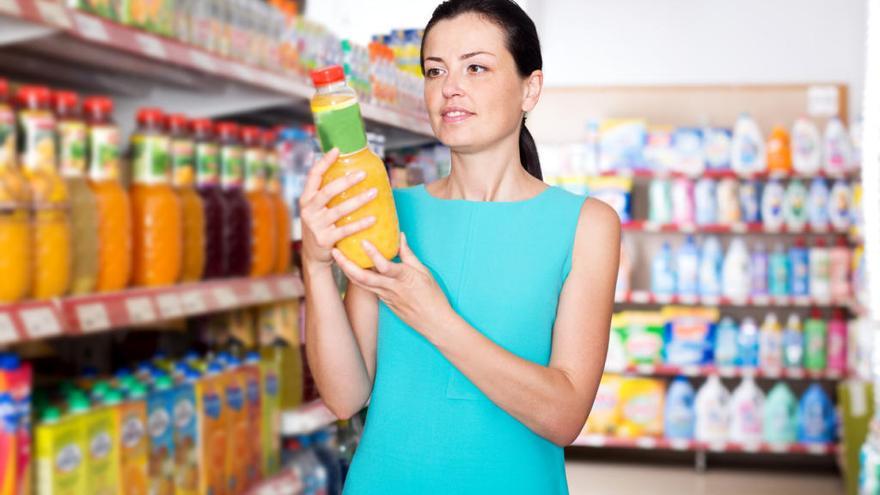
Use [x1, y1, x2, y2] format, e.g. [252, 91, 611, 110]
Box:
[82, 96, 114, 118]
[136, 107, 165, 127]
[831, 308, 844, 320]
[191, 118, 214, 136]
[794, 237, 807, 248]
[310, 65, 345, 87]
[215, 121, 240, 139]
[51, 90, 79, 113]
[165, 113, 189, 133]
[814, 238, 826, 248]
[16, 85, 51, 107]
[241, 126, 264, 145]
[0, 78, 7, 99]
[810, 307, 822, 319]
[303, 124, 315, 136]
[262, 130, 277, 148]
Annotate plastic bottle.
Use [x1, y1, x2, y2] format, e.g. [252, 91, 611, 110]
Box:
[53, 91, 98, 295]
[676, 235, 699, 297]
[84, 96, 131, 292]
[738, 180, 761, 223]
[192, 119, 226, 279]
[797, 383, 835, 443]
[716, 178, 741, 225]
[738, 317, 760, 368]
[694, 375, 731, 443]
[760, 179, 786, 231]
[648, 179, 672, 224]
[823, 117, 852, 176]
[217, 121, 252, 277]
[311, 430, 343, 495]
[671, 177, 695, 225]
[265, 130, 291, 274]
[788, 239, 809, 297]
[782, 313, 804, 368]
[729, 376, 765, 444]
[766, 125, 792, 175]
[310, 65, 399, 268]
[694, 178, 716, 225]
[698, 236, 722, 297]
[731, 114, 766, 176]
[651, 241, 676, 295]
[782, 179, 808, 232]
[243, 126, 277, 277]
[803, 308, 827, 371]
[762, 383, 798, 444]
[714, 317, 740, 366]
[827, 309, 847, 374]
[829, 237, 851, 300]
[0, 79, 32, 302]
[750, 242, 768, 297]
[664, 378, 696, 440]
[828, 180, 852, 231]
[809, 239, 831, 301]
[130, 108, 183, 287]
[17, 85, 71, 299]
[791, 118, 822, 175]
[168, 114, 205, 282]
[759, 312, 783, 370]
[807, 178, 830, 231]
[768, 242, 790, 297]
[721, 239, 751, 299]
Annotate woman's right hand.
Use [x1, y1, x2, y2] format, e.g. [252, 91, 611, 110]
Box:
[300, 148, 378, 270]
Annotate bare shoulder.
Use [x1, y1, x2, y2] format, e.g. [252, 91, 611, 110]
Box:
[577, 198, 621, 238]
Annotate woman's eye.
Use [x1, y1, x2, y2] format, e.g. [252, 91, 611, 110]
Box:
[468, 64, 487, 74]
[425, 68, 444, 78]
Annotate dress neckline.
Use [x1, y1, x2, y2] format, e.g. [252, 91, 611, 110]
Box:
[417, 182, 553, 205]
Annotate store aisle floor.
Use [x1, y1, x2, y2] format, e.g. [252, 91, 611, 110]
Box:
[565, 460, 843, 495]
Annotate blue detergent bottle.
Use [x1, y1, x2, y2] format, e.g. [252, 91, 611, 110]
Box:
[797, 383, 836, 443]
[652, 241, 677, 295]
[737, 317, 760, 368]
[676, 235, 700, 297]
[698, 236, 723, 297]
[664, 377, 696, 440]
[789, 238, 810, 297]
[768, 243, 790, 297]
[714, 316, 740, 367]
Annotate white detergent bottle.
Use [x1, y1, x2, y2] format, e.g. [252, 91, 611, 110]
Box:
[732, 114, 766, 176]
[761, 180, 786, 231]
[722, 239, 751, 300]
[823, 117, 853, 176]
[807, 178, 830, 232]
[695, 375, 731, 443]
[729, 376, 766, 445]
[828, 180, 852, 231]
[783, 179, 808, 232]
[791, 118, 822, 175]
[698, 236, 723, 297]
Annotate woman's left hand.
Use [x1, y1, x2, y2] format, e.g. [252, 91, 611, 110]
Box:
[331, 233, 455, 340]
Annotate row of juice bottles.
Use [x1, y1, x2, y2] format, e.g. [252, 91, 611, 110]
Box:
[0, 78, 292, 303]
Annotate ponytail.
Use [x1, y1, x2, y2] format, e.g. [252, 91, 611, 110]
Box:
[519, 117, 542, 180]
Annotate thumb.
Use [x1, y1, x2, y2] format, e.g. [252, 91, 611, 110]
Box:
[398, 232, 425, 269]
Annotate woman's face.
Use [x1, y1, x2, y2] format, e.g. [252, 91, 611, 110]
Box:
[422, 13, 540, 153]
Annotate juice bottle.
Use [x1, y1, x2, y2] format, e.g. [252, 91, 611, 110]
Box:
[217, 121, 252, 277]
[310, 65, 399, 268]
[85, 390, 121, 495]
[53, 90, 98, 295]
[84, 96, 131, 293]
[193, 119, 226, 279]
[265, 130, 291, 273]
[118, 384, 148, 495]
[130, 108, 183, 287]
[243, 126, 276, 277]
[17, 85, 71, 299]
[0, 79, 31, 303]
[168, 114, 205, 282]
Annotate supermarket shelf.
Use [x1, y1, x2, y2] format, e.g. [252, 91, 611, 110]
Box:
[615, 290, 853, 309]
[609, 363, 846, 381]
[621, 220, 854, 238]
[571, 434, 838, 456]
[600, 168, 859, 181]
[0, 274, 304, 345]
[280, 399, 338, 436]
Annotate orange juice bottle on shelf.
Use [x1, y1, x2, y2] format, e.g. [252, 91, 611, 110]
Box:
[85, 96, 132, 292]
[54, 91, 98, 295]
[17, 85, 71, 299]
[0, 79, 32, 303]
[310, 65, 399, 268]
[130, 108, 183, 287]
[242, 126, 276, 278]
[264, 130, 291, 274]
[193, 119, 227, 279]
[168, 114, 205, 282]
[217, 122, 252, 277]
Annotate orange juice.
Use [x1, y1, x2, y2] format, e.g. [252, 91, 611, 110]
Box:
[17, 85, 71, 299]
[310, 66, 399, 268]
[243, 126, 277, 277]
[118, 384, 148, 495]
[196, 365, 227, 495]
[223, 362, 248, 494]
[168, 114, 205, 282]
[0, 78, 31, 303]
[85, 392, 121, 495]
[130, 108, 183, 287]
[85, 96, 132, 292]
[264, 130, 291, 274]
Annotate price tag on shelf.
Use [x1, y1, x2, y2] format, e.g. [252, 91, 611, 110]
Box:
[742, 442, 760, 453]
[230, 63, 256, 82]
[74, 13, 110, 42]
[806, 444, 828, 455]
[212, 287, 238, 308]
[679, 295, 698, 305]
[0, 0, 21, 15]
[748, 295, 768, 306]
[701, 296, 720, 306]
[36, 0, 72, 28]
[769, 443, 789, 454]
[276, 279, 300, 299]
[682, 365, 700, 376]
[718, 366, 737, 377]
[250, 282, 273, 303]
[582, 435, 605, 447]
[807, 85, 840, 118]
[135, 33, 167, 59]
[731, 223, 747, 233]
[635, 364, 655, 375]
[680, 223, 696, 233]
[729, 296, 748, 306]
[787, 368, 805, 379]
[189, 50, 217, 72]
[20, 307, 61, 339]
[792, 296, 812, 306]
[75, 303, 110, 333]
[827, 369, 843, 380]
[125, 297, 156, 324]
[669, 439, 690, 451]
[762, 367, 781, 378]
[644, 222, 661, 232]
[181, 290, 207, 314]
[631, 291, 650, 304]
[708, 441, 727, 452]
[635, 437, 657, 449]
[156, 293, 184, 319]
[654, 294, 673, 304]
[0, 313, 17, 344]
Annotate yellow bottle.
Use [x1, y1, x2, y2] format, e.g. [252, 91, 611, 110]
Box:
[167, 114, 205, 282]
[0, 79, 32, 302]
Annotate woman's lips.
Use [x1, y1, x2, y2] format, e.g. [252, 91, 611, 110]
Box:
[441, 108, 475, 123]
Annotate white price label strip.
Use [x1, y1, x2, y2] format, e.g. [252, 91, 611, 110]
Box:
[631, 291, 650, 304]
[20, 307, 61, 339]
[250, 282, 272, 303]
[156, 293, 183, 319]
[126, 297, 156, 324]
[135, 33, 167, 59]
[76, 303, 110, 332]
[230, 63, 255, 81]
[74, 13, 109, 42]
[806, 444, 828, 455]
[212, 287, 238, 308]
[276, 279, 299, 298]
[0, 0, 21, 15]
[36, 0, 71, 28]
[189, 50, 217, 72]
[181, 290, 207, 314]
[0, 313, 17, 344]
[669, 439, 690, 451]
[769, 443, 789, 454]
[635, 437, 657, 449]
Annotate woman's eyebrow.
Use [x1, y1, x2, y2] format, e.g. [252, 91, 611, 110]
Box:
[423, 51, 496, 63]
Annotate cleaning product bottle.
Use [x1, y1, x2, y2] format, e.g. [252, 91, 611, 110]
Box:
[738, 180, 761, 223]
[782, 313, 804, 368]
[797, 383, 835, 443]
[791, 118, 822, 175]
[750, 242, 769, 296]
[698, 236, 722, 297]
[823, 117, 852, 176]
[732, 114, 766, 176]
[803, 308, 827, 371]
[769, 242, 791, 297]
[716, 178, 741, 225]
[783, 179, 808, 232]
[788, 238, 809, 297]
[167, 114, 205, 282]
[310, 65, 400, 268]
[694, 178, 716, 225]
[759, 313, 783, 370]
[762, 382, 798, 444]
[704, 127, 732, 171]
[648, 179, 673, 224]
[738, 317, 760, 368]
[729, 376, 765, 444]
[192, 118, 226, 279]
[714, 316, 740, 367]
[828, 180, 852, 231]
[807, 178, 830, 231]
[827, 309, 847, 374]
[265, 130, 291, 274]
[243, 126, 277, 278]
[722, 239, 751, 299]
[84, 96, 131, 292]
[53, 90, 98, 295]
[651, 241, 676, 295]
[676, 235, 699, 297]
[760, 179, 786, 231]
[664, 378, 696, 440]
[671, 177, 695, 225]
[766, 125, 793, 175]
[809, 239, 831, 301]
[829, 237, 851, 300]
[695, 375, 731, 443]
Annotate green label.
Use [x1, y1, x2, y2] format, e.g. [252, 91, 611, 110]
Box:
[244, 146, 265, 190]
[0, 105, 15, 169]
[171, 138, 196, 186]
[18, 109, 57, 172]
[196, 142, 219, 185]
[88, 125, 121, 181]
[59, 121, 87, 177]
[314, 101, 367, 154]
[131, 134, 171, 184]
[220, 144, 243, 187]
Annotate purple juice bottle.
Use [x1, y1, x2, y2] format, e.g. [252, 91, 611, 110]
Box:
[216, 121, 252, 277]
[193, 119, 226, 279]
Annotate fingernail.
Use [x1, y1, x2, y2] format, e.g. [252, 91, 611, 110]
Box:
[368, 188, 377, 197]
[367, 216, 377, 223]
[356, 171, 367, 179]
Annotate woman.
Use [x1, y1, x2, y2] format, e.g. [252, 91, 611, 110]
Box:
[300, 0, 620, 493]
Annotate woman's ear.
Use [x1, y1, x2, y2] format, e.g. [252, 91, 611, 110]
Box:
[522, 69, 543, 113]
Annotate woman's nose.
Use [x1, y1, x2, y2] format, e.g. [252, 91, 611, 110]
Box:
[441, 72, 464, 99]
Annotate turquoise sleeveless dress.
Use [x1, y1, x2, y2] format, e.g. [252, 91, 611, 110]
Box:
[342, 183, 587, 494]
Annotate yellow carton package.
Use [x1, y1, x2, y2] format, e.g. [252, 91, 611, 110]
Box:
[584, 374, 623, 435]
[35, 409, 88, 495]
[84, 400, 121, 495]
[118, 386, 149, 495]
[223, 365, 249, 495]
[258, 356, 281, 476]
[242, 356, 263, 488]
[196, 366, 228, 495]
[617, 377, 666, 438]
[146, 377, 175, 495]
[172, 378, 198, 495]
